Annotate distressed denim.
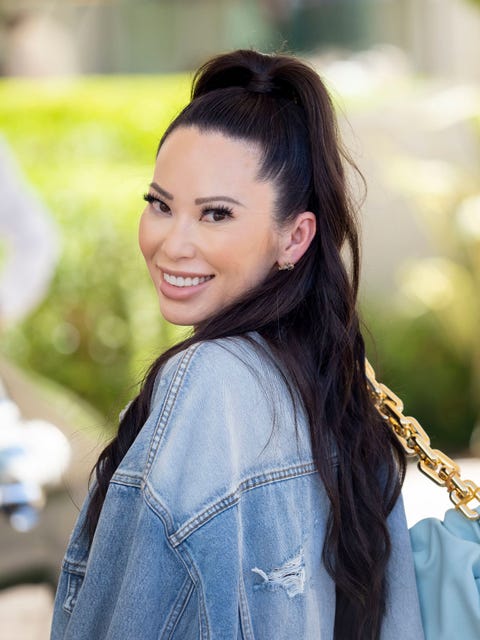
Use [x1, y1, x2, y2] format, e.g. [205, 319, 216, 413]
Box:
[51, 335, 425, 639]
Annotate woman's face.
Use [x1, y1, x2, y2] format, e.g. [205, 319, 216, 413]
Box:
[139, 126, 287, 326]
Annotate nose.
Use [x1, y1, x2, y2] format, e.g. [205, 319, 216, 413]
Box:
[159, 218, 196, 262]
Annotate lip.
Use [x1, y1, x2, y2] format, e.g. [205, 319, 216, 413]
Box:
[158, 268, 215, 301]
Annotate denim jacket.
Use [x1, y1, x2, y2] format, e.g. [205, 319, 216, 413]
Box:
[51, 334, 425, 639]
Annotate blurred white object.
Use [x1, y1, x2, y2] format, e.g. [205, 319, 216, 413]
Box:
[3, 13, 79, 78]
[0, 377, 71, 531]
[0, 397, 70, 487]
[0, 417, 71, 487]
[0, 137, 60, 325]
[403, 458, 480, 528]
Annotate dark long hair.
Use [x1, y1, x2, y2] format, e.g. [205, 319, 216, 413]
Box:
[86, 50, 406, 639]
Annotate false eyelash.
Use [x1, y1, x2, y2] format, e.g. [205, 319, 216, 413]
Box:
[144, 193, 233, 220]
[143, 192, 159, 204]
[201, 205, 234, 219]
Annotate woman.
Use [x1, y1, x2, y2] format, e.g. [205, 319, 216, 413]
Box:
[51, 50, 424, 640]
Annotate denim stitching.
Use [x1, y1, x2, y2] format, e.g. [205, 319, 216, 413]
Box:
[110, 472, 142, 488]
[145, 344, 201, 477]
[238, 572, 255, 640]
[171, 538, 211, 640]
[168, 462, 317, 546]
[161, 576, 194, 639]
[141, 483, 211, 637]
[62, 572, 84, 615]
[62, 560, 87, 574]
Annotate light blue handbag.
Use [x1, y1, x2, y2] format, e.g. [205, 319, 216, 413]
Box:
[365, 359, 480, 640]
[410, 507, 480, 639]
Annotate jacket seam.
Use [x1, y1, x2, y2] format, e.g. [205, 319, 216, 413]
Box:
[140, 484, 212, 639]
[173, 541, 211, 640]
[110, 472, 142, 488]
[161, 462, 317, 546]
[140, 483, 209, 638]
[145, 343, 202, 478]
[61, 560, 87, 575]
[143, 482, 176, 547]
[238, 571, 254, 640]
[161, 576, 194, 640]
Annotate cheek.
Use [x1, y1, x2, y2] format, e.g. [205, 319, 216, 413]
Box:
[219, 231, 277, 282]
[247, 228, 280, 267]
[138, 210, 153, 259]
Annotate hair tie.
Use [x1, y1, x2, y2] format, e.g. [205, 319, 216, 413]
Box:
[246, 75, 299, 105]
[246, 75, 275, 94]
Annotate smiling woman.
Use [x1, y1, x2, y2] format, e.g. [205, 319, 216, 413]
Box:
[139, 129, 314, 326]
[50, 50, 424, 640]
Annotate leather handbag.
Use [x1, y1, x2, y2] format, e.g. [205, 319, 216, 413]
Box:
[365, 359, 480, 640]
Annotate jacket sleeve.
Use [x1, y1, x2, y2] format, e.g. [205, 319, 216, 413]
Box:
[51, 349, 202, 640]
[53, 489, 198, 640]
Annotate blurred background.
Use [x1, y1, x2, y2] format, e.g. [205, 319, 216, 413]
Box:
[1, 0, 480, 637]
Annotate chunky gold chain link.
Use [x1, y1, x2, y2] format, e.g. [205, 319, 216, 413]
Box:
[365, 358, 480, 521]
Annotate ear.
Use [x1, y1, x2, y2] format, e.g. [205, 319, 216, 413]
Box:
[277, 211, 316, 267]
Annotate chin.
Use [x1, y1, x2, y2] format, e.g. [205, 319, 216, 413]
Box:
[160, 311, 194, 327]
[158, 304, 208, 328]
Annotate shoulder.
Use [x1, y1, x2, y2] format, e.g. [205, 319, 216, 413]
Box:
[142, 333, 313, 534]
[150, 332, 280, 413]
[116, 333, 288, 483]
[147, 333, 288, 458]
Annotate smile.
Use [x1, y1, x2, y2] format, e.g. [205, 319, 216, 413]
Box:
[163, 272, 214, 288]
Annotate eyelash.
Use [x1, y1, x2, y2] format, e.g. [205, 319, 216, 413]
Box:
[202, 205, 234, 222]
[143, 193, 234, 222]
[143, 193, 169, 213]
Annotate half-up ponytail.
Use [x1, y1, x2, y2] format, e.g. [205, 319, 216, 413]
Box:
[192, 49, 300, 101]
[86, 50, 406, 640]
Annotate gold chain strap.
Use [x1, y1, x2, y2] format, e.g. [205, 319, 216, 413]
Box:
[365, 358, 480, 521]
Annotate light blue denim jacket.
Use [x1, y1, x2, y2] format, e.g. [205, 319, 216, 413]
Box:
[51, 335, 425, 639]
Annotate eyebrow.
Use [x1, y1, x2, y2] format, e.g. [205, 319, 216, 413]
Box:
[150, 182, 173, 200]
[150, 182, 244, 207]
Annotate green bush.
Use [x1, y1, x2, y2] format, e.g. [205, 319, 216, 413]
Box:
[1, 76, 191, 423]
[1, 76, 478, 452]
[363, 305, 477, 454]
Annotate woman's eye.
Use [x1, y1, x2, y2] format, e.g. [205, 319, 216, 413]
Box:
[202, 207, 233, 222]
[143, 193, 170, 214]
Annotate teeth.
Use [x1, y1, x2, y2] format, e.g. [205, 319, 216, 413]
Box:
[163, 273, 212, 287]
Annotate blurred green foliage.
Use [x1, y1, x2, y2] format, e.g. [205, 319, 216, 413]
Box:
[0, 75, 478, 453]
[0, 75, 191, 424]
[364, 109, 480, 454]
[363, 306, 478, 454]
